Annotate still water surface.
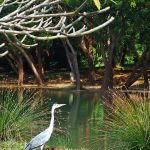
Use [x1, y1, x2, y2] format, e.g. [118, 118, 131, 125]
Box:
[0, 88, 107, 149]
[43, 90, 105, 149]
[1, 89, 149, 150]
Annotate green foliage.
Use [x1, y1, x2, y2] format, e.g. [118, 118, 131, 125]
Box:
[93, 47, 104, 67]
[130, 1, 136, 7]
[91, 102, 104, 134]
[0, 139, 89, 150]
[105, 94, 150, 150]
[64, 0, 101, 10]
[48, 135, 73, 148]
[65, 0, 80, 6]
[79, 52, 89, 67]
[0, 140, 25, 150]
[0, 0, 4, 4]
[93, 0, 101, 10]
[105, 0, 146, 7]
[91, 103, 104, 119]
[124, 55, 134, 64]
[0, 89, 49, 141]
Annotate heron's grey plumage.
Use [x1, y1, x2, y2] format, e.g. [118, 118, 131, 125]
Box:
[24, 103, 66, 150]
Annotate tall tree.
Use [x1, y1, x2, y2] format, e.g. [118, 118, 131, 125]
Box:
[96, 0, 149, 90]
[0, 0, 114, 88]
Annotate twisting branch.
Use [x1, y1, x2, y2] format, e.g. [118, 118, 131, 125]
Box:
[0, 43, 8, 57]
[0, 0, 114, 42]
[0, 43, 5, 48]
[0, 51, 8, 57]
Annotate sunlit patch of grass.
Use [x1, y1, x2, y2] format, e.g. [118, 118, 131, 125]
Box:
[0, 141, 89, 150]
[47, 135, 73, 149]
[0, 140, 25, 150]
[105, 93, 150, 150]
[0, 89, 49, 141]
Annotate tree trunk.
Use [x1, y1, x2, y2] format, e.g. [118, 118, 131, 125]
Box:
[100, 32, 115, 90]
[81, 35, 96, 82]
[5, 34, 43, 85]
[5, 49, 24, 85]
[123, 50, 150, 89]
[6, 55, 18, 74]
[18, 55, 24, 86]
[67, 39, 81, 90]
[62, 39, 81, 90]
[119, 44, 127, 66]
[143, 70, 149, 90]
[27, 51, 44, 85]
[35, 46, 44, 80]
[16, 47, 43, 85]
[101, 62, 113, 90]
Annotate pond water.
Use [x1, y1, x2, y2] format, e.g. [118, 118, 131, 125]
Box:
[0, 89, 114, 149]
[43, 90, 105, 149]
[1, 88, 149, 150]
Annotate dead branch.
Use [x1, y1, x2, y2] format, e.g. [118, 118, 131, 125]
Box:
[0, 0, 114, 41]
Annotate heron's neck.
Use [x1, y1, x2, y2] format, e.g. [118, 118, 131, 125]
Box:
[49, 108, 55, 131]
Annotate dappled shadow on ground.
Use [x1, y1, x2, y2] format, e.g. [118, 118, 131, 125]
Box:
[0, 68, 149, 91]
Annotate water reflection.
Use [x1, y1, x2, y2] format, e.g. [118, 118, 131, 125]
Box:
[43, 90, 103, 149]
[0, 88, 105, 149]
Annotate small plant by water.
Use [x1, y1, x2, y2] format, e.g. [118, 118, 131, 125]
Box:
[0, 89, 49, 142]
[105, 93, 150, 150]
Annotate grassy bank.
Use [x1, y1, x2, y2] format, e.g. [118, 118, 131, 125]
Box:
[104, 93, 150, 150]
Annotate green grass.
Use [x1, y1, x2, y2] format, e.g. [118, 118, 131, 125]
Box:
[0, 89, 49, 142]
[0, 140, 89, 150]
[48, 135, 73, 148]
[2, 89, 149, 150]
[0, 89, 78, 150]
[104, 93, 150, 150]
[0, 140, 25, 150]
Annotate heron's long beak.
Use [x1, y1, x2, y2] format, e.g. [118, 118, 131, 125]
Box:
[58, 104, 66, 108]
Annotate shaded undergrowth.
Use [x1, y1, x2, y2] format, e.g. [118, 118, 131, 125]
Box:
[104, 92, 150, 150]
[0, 89, 49, 142]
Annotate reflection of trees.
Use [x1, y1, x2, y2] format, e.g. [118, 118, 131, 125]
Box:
[68, 92, 106, 148]
[68, 93, 80, 128]
[17, 87, 24, 102]
[89, 101, 105, 149]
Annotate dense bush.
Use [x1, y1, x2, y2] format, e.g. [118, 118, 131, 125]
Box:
[105, 93, 150, 150]
[0, 89, 49, 141]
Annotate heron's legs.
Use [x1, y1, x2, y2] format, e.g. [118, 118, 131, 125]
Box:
[40, 145, 44, 150]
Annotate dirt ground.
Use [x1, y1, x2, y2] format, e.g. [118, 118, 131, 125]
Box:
[0, 68, 149, 91]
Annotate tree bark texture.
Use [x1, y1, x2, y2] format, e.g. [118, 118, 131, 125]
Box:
[18, 55, 24, 86]
[100, 32, 115, 90]
[36, 46, 45, 80]
[123, 50, 150, 89]
[6, 55, 18, 74]
[5, 34, 43, 85]
[81, 35, 96, 82]
[62, 39, 81, 90]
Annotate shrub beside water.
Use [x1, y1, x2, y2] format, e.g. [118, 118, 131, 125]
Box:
[0, 89, 49, 141]
[105, 94, 150, 150]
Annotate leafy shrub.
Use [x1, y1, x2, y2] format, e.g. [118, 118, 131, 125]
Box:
[0, 89, 49, 141]
[105, 93, 150, 150]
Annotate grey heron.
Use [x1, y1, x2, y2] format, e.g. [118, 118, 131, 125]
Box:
[24, 103, 66, 150]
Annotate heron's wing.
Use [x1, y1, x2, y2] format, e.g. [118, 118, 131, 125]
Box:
[28, 129, 51, 149]
[24, 143, 31, 150]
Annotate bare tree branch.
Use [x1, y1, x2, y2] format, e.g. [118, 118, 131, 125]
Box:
[0, 0, 114, 59]
[0, 43, 8, 57]
[0, 51, 8, 57]
[0, 0, 114, 41]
